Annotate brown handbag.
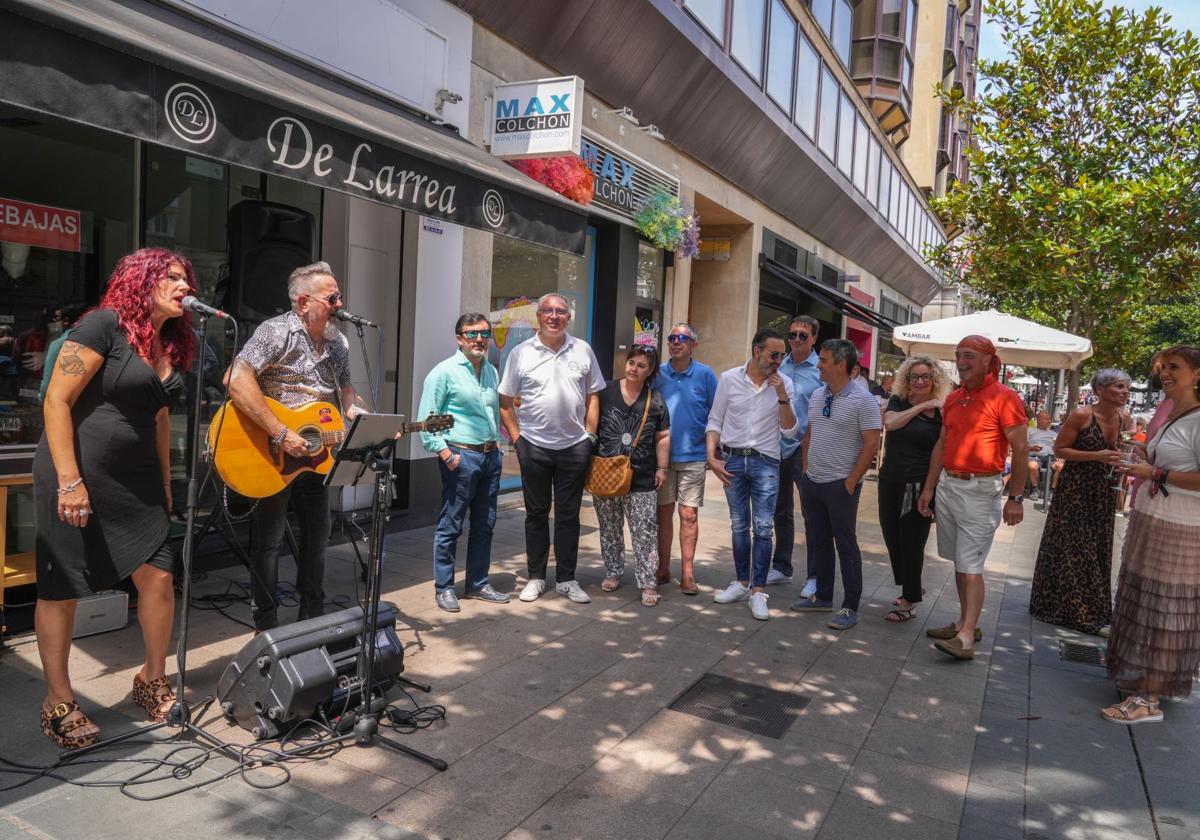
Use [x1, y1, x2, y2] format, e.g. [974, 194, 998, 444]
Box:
[585, 388, 653, 498]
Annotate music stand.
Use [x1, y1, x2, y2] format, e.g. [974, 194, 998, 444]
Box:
[323, 412, 446, 771]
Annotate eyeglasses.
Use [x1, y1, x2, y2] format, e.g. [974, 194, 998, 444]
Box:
[539, 307, 570, 317]
[906, 373, 933, 382]
[788, 331, 811, 341]
[307, 291, 342, 306]
[666, 334, 693, 344]
[765, 351, 785, 361]
[458, 329, 492, 340]
[822, 393, 835, 417]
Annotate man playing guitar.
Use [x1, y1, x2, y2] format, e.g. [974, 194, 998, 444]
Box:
[228, 261, 363, 632]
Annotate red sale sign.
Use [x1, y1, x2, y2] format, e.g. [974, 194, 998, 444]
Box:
[0, 197, 82, 252]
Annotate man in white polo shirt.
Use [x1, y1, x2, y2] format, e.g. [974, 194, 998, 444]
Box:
[791, 339, 883, 630]
[705, 327, 799, 620]
[499, 293, 606, 604]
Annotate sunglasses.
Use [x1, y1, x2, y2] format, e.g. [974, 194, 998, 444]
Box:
[458, 329, 492, 340]
[539, 307, 570, 317]
[822, 392, 834, 418]
[666, 334, 693, 344]
[307, 291, 343, 306]
[906, 372, 933, 382]
[765, 350, 785, 361]
[788, 330, 811, 341]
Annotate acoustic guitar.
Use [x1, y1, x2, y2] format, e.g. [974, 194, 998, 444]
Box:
[208, 397, 454, 498]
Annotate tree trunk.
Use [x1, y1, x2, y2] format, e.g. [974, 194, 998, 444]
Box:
[1065, 304, 1084, 412]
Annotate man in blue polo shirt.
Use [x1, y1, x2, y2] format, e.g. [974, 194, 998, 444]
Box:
[768, 315, 823, 589]
[791, 339, 883, 630]
[656, 323, 718, 595]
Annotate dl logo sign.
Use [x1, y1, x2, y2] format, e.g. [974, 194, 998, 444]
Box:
[164, 82, 217, 145]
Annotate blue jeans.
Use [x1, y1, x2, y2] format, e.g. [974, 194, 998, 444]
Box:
[722, 452, 780, 588]
[800, 474, 863, 611]
[434, 446, 502, 592]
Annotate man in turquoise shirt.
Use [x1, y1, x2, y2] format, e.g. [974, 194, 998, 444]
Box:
[418, 312, 509, 612]
[769, 315, 823, 589]
[655, 323, 718, 595]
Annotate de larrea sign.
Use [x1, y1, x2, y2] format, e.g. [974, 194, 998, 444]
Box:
[491, 76, 585, 159]
[267, 116, 459, 214]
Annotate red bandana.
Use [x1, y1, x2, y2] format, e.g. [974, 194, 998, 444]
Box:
[957, 334, 1002, 377]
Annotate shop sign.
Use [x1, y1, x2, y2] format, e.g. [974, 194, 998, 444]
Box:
[579, 132, 678, 223]
[491, 76, 585, 159]
[0, 197, 81, 252]
[695, 237, 731, 261]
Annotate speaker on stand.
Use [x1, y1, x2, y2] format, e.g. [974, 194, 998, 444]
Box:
[221, 200, 317, 325]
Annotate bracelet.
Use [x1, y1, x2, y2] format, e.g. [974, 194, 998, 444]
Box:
[57, 477, 84, 496]
[656, 466, 667, 472]
[271, 426, 288, 446]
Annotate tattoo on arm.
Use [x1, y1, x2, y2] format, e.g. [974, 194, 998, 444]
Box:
[59, 341, 86, 376]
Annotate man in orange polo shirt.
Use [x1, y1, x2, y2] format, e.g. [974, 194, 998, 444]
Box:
[918, 335, 1028, 660]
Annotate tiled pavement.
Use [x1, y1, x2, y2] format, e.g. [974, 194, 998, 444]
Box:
[1, 477, 1196, 839]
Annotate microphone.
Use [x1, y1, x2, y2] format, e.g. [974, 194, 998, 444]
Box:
[336, 309, 378, 329]
[181, 296, 232, 320]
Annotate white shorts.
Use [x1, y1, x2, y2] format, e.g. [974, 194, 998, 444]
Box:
[935, 473, 1004, 574]
[656, 461, 707, 508]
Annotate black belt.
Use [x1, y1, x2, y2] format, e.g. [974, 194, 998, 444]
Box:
[447, 440, 499, 453]
[722, 445, 765, 458]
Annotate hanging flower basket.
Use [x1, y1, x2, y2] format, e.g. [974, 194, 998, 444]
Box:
[634, 191, 700, 259]
[507, 155, 595, 205]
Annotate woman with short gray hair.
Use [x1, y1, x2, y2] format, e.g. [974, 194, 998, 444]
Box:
[1030, 367, 1132, 634]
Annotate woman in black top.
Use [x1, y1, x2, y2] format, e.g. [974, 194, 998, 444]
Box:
[34, 248, 194, 748]
[878, 354, 950, 622]
[594, 345, 670, 606]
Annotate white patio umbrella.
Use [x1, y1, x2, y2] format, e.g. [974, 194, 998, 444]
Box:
[892, 309, 1093, 370]
[1009, 374, 1040, 386]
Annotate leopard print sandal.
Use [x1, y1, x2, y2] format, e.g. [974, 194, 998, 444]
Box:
[41, 701, 99, 750]
[131, 674, 177, 723]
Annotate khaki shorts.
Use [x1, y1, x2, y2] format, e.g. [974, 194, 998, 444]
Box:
[656, 461, 707, 508]
[934, 473, 1004, 574]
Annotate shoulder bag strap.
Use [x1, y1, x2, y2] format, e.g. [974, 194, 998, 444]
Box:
[630, 388, 653, 449]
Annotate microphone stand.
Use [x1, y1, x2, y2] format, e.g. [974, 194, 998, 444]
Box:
[63, 313, 233, 759]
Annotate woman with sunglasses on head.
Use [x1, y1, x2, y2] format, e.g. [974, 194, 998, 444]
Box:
[595, 345, 671, 606]
[34, 247, 195, 749]
[877, 354, 952, 622]
[1101, 346, 1200, 725]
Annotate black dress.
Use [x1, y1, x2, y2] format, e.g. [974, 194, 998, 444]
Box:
[1029, 412, 1116, 634]
[596, 380, 670, 493]
[33, 309, 183, 600]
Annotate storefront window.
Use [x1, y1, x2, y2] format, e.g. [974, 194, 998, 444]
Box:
[0, 111, 135, 450]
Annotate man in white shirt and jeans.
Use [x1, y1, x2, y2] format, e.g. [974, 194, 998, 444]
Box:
[499, 293, 605, 604]
[706, 327, 799, 620]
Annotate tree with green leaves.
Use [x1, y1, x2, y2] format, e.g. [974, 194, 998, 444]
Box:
[928, 0, 1200, 406]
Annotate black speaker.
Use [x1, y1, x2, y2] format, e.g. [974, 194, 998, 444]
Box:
[216, 603, 404, 739]
[224, 200, 317, 323]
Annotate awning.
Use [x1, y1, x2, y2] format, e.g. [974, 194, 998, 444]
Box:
[0, 0, 587, 254]
[759, 255, 899, 332]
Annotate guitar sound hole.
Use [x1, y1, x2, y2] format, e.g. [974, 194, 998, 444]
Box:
[298, 426, 323, 455]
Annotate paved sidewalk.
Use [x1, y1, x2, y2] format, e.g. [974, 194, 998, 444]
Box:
[1, 477, 1196, 839]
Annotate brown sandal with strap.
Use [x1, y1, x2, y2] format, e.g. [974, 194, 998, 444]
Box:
[132, 674, 177, 723]
[40, 701, 99, 750]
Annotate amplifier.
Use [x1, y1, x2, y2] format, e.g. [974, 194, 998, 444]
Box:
[216, 603, 405, 739]
[72, 590, 129, 638]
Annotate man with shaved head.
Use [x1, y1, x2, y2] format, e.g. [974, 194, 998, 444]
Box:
[918, 335, 1028, 660]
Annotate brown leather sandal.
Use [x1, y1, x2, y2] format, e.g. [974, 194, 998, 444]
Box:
[40, 701, 99, 750]
[132, 674, 177, 723]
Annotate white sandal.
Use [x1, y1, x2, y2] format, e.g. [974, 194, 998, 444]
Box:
[1101, 695, 1162, 725]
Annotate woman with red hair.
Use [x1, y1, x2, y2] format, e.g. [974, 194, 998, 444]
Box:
[33, 247, 195, 749]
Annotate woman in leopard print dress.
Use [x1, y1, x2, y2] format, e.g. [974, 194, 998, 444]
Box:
[1029, 369, 1131, 634]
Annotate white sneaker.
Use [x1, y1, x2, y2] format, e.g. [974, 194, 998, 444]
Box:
[765, 569, 792, 586]
[749, 592, 770, 620]
[555, 580, 591, 603]
[519, 579, 546, 602]
[713, 581, 751, 604]
[800, 577, 818, 599]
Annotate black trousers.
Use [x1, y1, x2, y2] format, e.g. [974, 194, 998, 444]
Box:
[772, 448, 808, 578]
[249, 471, 331, 631]
[516, 436, 592, 583]
[876, 478, 933, 605]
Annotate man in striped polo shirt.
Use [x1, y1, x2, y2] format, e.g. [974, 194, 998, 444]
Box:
[791, 339, 883, 630]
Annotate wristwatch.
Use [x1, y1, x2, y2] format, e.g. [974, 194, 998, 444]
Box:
[1007, 494, 1023, 504]
[778, 398, 790, 404]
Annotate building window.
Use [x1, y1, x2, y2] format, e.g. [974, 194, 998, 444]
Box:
[867, 135, 881, 205]
[877, 40, 902, 79]
[852, 117, 869, 192]
[881, 0, 902, 36]
[832, 0, 853, 66]
[684, 0, 727, 43]
[766, 0, 797, 110]
[731, 0, 767, 81]
[889, 166, 901, 225]
[837, 91, 855, 177]
[877, 155, 890, 211]
[818, 65, 839, 160]
[908, 0, 919, 48]
[810, 0, 834, 36]
[794, 34, 820, 138]
[851, 41, 874, 76]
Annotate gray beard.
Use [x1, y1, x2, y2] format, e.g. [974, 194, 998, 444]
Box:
[303, 308, 341, 343]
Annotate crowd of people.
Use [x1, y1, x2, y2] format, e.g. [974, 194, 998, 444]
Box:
[28, 248, 1200, 748]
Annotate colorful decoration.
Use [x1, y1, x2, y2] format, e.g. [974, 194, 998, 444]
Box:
[507, 155, 595, 205]
[634, 191, 700, 259]
[633, 314, 659, 347]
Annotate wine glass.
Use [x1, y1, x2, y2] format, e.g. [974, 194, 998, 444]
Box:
[1109, 431, 1139, 491]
